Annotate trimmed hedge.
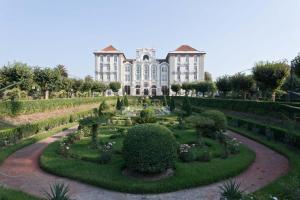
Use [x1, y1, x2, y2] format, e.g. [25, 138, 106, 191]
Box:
[0, 97, 117, 116]
[0, 110, 94, 147]
[226, 115, 300, 149]
[168, 97, 300, 120]
[123, 124, 178, 174]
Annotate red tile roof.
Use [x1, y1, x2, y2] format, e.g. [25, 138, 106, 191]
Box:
[101, 45, 118, 52]
[175, 45, 198, 51]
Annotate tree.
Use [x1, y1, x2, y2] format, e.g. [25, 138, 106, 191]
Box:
[181, 82, 193, 96]
[98, 100, 109, 116]
[216, 75, 232, 97]
[253, 61, 290, 101]
[182, 96, 192, 116]
[293, 53, 300, 78]
[204, 71, 212, 82]
[116, 97, 122, 110]
[33, 67, 61, 99]
[55, 64, 68, 77]
[81, 76, 94, 96]
[123, 95, 129, 107]
[0, 62, 34, 91]
[171, 84, 181, 96]
[169, 97, 175, 112]
[230, 73, 254, 100]
[92, 81, 108, 95]
[109, 82, 121, 95]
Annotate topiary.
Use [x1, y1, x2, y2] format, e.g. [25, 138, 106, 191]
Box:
[201, 110, 227, 133]
[123, 124, 177, 174]
[139, 108, 155, 123]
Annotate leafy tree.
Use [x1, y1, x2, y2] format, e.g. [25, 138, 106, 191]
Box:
[0, 62, 34, 91]
[216, 75, 232, 97]
[59, 77, 74, 97]
[293, 54, 300, 78]
[204, 71, 212, 82]
[98, 100, 109, 116]
[55, 64, 68, 77]
[171, 84, 181, 96]
[230, 73, 254, 100]
[109, 82, 121, 95]
[116, 97, 122, 110]
[181, 82, 193, 96]
[72, 79, 84, 95]
[33, 67, 61, 99]
[253, 61, 290, 101]
[81, 76, 94, 96]
[123, 95, 129, 107]
[169, 97, 175, 112]
[92, 81, 107, 95]
[182, 96, 192, 116]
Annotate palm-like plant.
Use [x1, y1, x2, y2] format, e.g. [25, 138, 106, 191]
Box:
[44, 182, 73, 200]
[219, 179, 244, 200]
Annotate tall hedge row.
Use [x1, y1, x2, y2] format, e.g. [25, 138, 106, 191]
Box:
[0, 110, 94, 147]
[0, 97, 117, 116]
[171, 97, 300, 120]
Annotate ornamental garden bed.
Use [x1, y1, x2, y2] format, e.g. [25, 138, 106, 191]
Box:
[40, 113, 255, 194]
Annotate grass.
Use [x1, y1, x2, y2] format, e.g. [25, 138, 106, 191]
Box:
[40, 126, 255, 194]
[0, 186, 40, 200]
[229, 126, 300, 198]
[0, 122, 76, 164]
[0, 120, 15, 131]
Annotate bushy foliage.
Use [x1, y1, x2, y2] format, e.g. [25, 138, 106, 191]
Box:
[219, 179, 243, 200]
[98, 100, 110, 116]
[123, 95, 129, 107]
[216, 75, 232, 97]
[201, 110, 227, 133]
[123, 124, 177, 174]
[109, 82, 121, 94]
[43, 182, 72, 200]
[139, 108, 155, 123]
[169, 97, 176, 112]
[171, 84, 181, 96]
[182, 96, 192, 116]
[230, 73, 255, 100]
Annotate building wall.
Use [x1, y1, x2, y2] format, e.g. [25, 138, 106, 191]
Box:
[94, 48, 205, 96]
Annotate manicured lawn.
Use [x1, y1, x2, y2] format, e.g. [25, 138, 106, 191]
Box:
[0, 186, 40, 200]
[229, 126, 300, 198]
[0, 122, 76, 164]
[40, 125, 255, 194]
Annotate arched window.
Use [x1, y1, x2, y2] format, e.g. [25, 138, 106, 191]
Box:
[144, 64, 149, 80]
[161, 65, 168, 72]
[143, 55, 149, 61]
[136, 65, 141, 80]
[151, 65, 156, 80]
[161, 86, 169, 96]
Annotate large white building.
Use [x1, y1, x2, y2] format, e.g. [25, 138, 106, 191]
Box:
[94, 45, 205, 96]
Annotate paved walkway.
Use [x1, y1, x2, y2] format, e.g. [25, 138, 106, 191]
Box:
[0, 128, 289, 200]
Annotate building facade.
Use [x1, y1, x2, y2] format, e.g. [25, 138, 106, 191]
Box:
[94, 45, 205, 96]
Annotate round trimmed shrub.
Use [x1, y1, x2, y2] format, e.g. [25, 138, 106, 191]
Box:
[201, 110, 227, 132]
[123, 124, 177, 174]
[139, 108, 156, 123]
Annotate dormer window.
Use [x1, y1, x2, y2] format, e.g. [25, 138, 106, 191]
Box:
[143, 55, 149, 61]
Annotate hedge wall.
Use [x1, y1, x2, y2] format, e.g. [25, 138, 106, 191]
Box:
[226, 115, 300, 149]
[0, 110, 94, 147]
[0, 97, 117, 116]
[170, 97, 300, 120]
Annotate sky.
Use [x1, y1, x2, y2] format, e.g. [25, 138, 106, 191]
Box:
[0, 0, 300, 80]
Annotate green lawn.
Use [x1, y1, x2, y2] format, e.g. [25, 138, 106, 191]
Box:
[0, 120, 15, 131]
[0, 187, 40, 200]
[40, 125, 255, 194]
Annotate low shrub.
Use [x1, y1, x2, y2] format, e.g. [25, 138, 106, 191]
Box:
[123, 124, 177, 174]
[138, 108, 156, 123]
[178, 144, 197, 162]
[198, 148, 212, 162]
[201, 110, 227, 132]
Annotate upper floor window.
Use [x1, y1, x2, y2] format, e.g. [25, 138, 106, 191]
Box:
[185, 73, 189, 80]
[114, 73, 117, 80]
[125, 65, 130, 72]
[144, 65, 149, 80]
[143, 55, 149, 61]
[125, 74, 131, 81]
[177, 55, 181, 63]
[107, 56, 110, 63]
[114, 63, 117, 71]
[162, 74, 167, 81]
[136, 65, 141, 80]
[100, 56, 103, 62]
[151, 65, 156, 79]
[194, 56, 197, 64]
[194, 73, 197, 80]
[162, 66, 167, 72]
[114, 55, 117, 62]
[186, 55, 189, 63]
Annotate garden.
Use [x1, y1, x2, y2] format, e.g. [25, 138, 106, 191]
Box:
[39, 97, 255, 194]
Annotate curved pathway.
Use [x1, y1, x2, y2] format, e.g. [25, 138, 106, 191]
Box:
[0, 128, 289, 200]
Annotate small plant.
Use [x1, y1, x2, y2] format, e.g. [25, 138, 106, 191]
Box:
[228, 138, 240, 154]
[58, 139, 70, 158]
[99, 142, 115, 164]
[178, 144, 197, 162]
[219, 179, 244, 200]
[43, 182, 73, 200]
[198, 147, 212, 162]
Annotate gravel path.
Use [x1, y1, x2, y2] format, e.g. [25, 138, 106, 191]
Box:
[0, 128, 289, 200]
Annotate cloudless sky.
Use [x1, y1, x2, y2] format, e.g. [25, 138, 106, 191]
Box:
[1, 0, 300, 79]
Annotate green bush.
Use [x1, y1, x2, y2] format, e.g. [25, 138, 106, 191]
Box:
[201, 110, 227, 132]
[138, 108, 156, 123]
[123, 124, 177, 174]
[182, 97, 192, 116]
